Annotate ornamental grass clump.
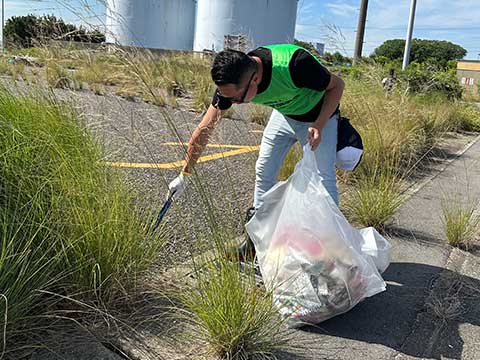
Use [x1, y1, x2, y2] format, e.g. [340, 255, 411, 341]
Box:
[441, 196, 480, 249]
[343, 166, 405, 229]
[0, 86, 163, 353]
[177, 240, 293, 360]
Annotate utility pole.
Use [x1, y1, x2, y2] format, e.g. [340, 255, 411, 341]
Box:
[402, 0, 417, 70]
[1, 0, 4, 53]
[353, 0, 368, 65]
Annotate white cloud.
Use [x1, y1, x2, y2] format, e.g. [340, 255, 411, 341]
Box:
[326, 2, 358, 18]
[5, 2, 34, 11]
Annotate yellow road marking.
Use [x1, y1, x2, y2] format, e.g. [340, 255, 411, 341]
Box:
[162, 142, 248, 149]
[250, 130, 263, 134]
[101, 145, 260, 169]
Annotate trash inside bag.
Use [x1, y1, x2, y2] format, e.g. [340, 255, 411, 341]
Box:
[246, 146, 388, 328]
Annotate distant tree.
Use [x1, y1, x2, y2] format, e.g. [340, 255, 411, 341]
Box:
[4, 15, 38, 48]
[294, 39, 319, 56]
[332, 51, 352, 65]
[372, 39, 466, 67]
[322, 51, 334, 64]
[322, 51, 352, 65]
[4, 14, 105, 48]
[371, 39, 405, 61]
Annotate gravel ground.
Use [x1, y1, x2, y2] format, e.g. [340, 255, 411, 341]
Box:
[1, 77, 264, 266]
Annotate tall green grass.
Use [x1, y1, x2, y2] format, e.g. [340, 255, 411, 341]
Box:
[441, 196, 480, 249]
[0, 87, 163, 352]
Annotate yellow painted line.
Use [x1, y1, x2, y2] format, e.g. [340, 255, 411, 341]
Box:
[162, 142, 248, 149]
[195, 145, 260, 163]
[100, 145, 260, 169]
[249, 130, 264, 134]
[101, 160, 184, 169]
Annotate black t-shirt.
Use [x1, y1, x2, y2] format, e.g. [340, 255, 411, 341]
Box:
[212, 47, 333, 122]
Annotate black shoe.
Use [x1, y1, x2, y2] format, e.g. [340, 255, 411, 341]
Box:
[224, 236, 256, 262]
[224, 207, 257, 262]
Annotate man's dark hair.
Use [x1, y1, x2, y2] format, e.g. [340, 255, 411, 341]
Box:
[211, 49, 257, 86]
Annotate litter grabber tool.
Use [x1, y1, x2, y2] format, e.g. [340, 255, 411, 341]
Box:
[150, 191, 175, 234]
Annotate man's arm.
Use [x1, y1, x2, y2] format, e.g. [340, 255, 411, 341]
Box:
[308, 73, 345, 150]
[168, 104, 225, 199]
[288, 49, 344, 150]
[313, 72, 344, 130]
[182, 104, 225, 173]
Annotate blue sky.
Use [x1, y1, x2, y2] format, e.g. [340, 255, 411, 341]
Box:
[296, 0, 480, 59]
[4, 0, 480, 59]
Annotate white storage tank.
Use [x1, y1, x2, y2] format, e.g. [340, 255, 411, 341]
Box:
[106, 0, 196, 50]
[194, 0, 298, 52]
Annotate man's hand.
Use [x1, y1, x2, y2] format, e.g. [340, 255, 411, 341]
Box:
[168, 172, 189, 199]
[307, 124, 322, 151]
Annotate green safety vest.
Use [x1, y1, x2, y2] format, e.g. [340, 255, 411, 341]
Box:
[251, 44, 326, 116]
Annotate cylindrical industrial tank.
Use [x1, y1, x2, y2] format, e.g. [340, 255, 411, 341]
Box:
[194, 0, 298, 52]
[106, 0, 196, 50]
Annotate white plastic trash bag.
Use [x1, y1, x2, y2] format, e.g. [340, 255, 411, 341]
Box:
[359, 227, 392, 274]
[246, 146, 388, 328]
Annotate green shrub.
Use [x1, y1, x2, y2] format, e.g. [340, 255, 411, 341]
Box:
[400, 62, 463, 99]
[333, 65, 364, 80]
[4, 14, 105, 48]
[454, 103, 480, 131]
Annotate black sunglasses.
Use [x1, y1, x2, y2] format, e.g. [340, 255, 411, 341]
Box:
[221, 72, 256, 104]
